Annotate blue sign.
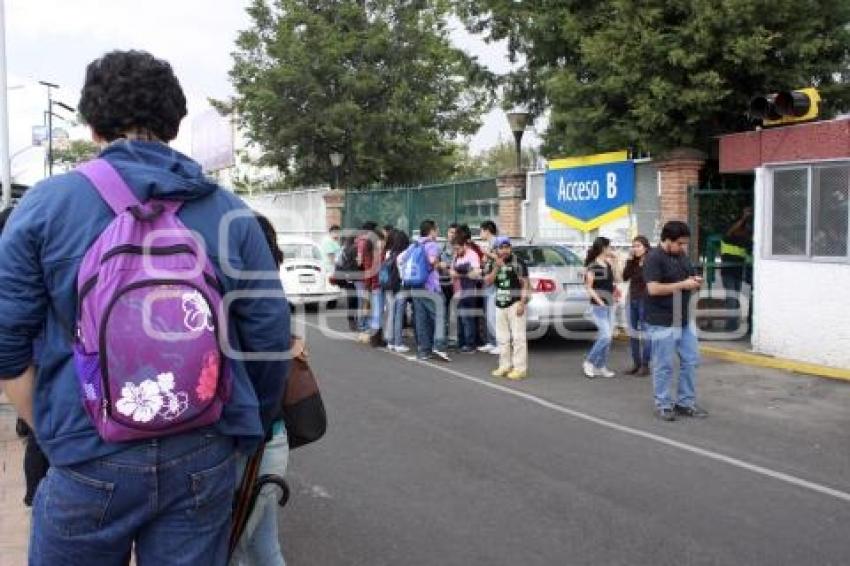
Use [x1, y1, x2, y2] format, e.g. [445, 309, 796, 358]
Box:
[545, 151, 636, 231]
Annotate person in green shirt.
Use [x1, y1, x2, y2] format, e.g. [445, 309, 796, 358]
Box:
[321, 224, 342, 269]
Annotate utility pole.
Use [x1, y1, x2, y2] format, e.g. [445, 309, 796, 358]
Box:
[0, 0, 12, 209]
[39, 81, 59, 176]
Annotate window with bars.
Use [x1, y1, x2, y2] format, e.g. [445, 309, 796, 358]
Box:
[768, 164, 850, 261]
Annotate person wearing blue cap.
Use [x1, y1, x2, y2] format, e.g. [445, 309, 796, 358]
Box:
[483, 237, 530, 379]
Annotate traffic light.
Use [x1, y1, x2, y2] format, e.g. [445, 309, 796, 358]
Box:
[749, 87, 820, 126]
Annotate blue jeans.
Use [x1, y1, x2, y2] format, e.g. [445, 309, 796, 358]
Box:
[586, 305, 614, 368]
[369, 289, 385, 334]
[388, 292, 409, 347]
[30, 430, 236, 566]
[457, 295, 478, 349]
[412, 291, 446, 357]
[232, 426, 288, 566]
[628, 298, 651, 367]
[353, 281, 368, 331]
[647, 324, 701, 409]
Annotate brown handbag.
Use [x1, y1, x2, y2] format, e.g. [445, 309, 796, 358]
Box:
[282, 337, 327, 449]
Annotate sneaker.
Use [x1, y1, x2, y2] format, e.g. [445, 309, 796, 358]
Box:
[598, 367, 616, 378]
[488, 346, 501, 355]
[433, 350, 452, 362]
[459, 346, 476, 354]
[385, 345, 397, 352]
[582, 361, 597, 379]
[625, 365, 641, 375]
[506, 369, 527, 380]
[395, 345, 410, 354]
[492, 366, 511, 377]
[414, 353, 434, 361]
[655, 407, 676, 421]
[477, 345, 493, 353]
[357, 332, 370, 344]
[674, 404, 709, 418]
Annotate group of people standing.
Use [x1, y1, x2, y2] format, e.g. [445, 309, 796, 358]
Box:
[329, 219, 530, 380]
[582, 221, 709, 422]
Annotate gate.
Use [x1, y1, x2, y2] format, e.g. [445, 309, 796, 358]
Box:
[343, 178, 498, 234]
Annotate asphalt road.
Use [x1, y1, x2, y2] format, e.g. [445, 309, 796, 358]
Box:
[279, 313, 850, 566]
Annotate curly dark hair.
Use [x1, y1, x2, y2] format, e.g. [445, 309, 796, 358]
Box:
[79, 50, 187, 142]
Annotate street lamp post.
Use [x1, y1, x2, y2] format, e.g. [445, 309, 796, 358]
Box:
[0, 0, 12, 209]
[329, 151, 343, 190]
[506, 111, 531, 173]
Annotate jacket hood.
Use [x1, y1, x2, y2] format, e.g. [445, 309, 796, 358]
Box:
[99, 140, 219, 202]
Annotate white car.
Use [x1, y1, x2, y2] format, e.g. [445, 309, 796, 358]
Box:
[278, 236, 341, 307]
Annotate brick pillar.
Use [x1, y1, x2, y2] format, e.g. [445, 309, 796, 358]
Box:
[323, 189, 345, 229]
[497, 172, 526, 238]
[655, 148, 706, 224]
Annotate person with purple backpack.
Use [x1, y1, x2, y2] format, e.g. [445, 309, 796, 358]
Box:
[0, 51, 291, 565]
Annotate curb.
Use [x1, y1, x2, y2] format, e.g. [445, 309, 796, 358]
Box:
[699, 345, 850, 383]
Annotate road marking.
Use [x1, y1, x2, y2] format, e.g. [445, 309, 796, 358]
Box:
[301, 320, 850, 504]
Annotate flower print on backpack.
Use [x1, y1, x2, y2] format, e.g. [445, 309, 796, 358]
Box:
[196, 351, 220, 402]
[182, 290, 214, 333]
[116, 379, 164, 423]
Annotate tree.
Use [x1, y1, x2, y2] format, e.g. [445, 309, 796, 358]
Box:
[229, 0, 494, 189]
[457, 0, 850, 157]
[52, 139, 100, 168]
[452, 140, 539, 178]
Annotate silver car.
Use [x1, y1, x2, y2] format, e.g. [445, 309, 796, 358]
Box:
[511, 243, 595, 336]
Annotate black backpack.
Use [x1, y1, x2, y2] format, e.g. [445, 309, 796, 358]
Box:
[331, 242, 360, 285]
[379, 253, 402, 292]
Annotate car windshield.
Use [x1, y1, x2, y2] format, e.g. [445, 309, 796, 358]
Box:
[514, 246, 582, 267]
[281, 243, 324, 262]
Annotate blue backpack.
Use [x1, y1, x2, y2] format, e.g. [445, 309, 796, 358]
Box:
[400, 242, 432, 288]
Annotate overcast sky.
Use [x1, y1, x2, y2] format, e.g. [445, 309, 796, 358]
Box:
[5, 0, 541, 184]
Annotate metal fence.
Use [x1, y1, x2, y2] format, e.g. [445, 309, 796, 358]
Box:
[343, 178, 498, 234]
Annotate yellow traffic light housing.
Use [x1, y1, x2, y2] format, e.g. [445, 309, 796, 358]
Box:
[749, 87, 820, 126]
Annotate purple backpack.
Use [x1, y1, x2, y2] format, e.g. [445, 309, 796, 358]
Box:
[74, 159, 230, 442]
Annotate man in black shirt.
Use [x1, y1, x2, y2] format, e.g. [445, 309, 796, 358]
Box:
[643, 221, 708, 421]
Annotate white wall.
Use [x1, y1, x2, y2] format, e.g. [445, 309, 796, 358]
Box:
[243, 190, 329, 244]
[752, 166, 850, 368]
[752, 259, 850, 368]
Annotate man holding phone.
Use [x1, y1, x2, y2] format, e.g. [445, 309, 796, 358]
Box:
[643, 221, 708, 422]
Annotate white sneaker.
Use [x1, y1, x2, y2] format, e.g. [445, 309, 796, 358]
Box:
[433, 350, 452, 362]
[385, 345, 397, 352]
[395, 345, 410, 354]
[477, 345, 493, 353]
[582, 361, 597, 378]
[598, 367, 616, 378]
[488, 346, 501, 355]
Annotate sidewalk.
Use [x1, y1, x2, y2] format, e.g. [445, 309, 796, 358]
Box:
[0, 394, 29, 566]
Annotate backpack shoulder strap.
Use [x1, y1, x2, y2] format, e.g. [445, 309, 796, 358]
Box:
[76, 159, 141, 215]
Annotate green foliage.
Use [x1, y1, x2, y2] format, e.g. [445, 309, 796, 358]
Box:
[230, 0, 495, 188]
[451, 140, 538, 178]
[52, 139, 100, 167]
[457, 0, 850, 157]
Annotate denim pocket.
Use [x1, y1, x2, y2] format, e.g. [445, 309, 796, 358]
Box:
[45, 466, 114, 537]
[189, 451, 236, 517]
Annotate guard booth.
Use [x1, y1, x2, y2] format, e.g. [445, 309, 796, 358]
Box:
[719, 117, 850, 370]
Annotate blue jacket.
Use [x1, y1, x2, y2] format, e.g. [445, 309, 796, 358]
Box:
[0, 141, 291, 466]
